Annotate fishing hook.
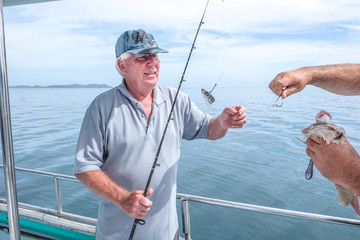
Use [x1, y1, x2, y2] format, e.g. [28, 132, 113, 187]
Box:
[272, 95, 283, 107]
[128, 0, 210, 239]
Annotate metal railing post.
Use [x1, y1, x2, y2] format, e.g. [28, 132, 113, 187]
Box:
[0, 0, 21, 239]
[54, 177, 63, 214]
[181, 197, 191, 240]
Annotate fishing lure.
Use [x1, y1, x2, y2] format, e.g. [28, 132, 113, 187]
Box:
[201, 84, 216, 105]
[201, 1, 226, 105]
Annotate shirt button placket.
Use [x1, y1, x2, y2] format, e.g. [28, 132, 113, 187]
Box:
[135, 102, 147, 131]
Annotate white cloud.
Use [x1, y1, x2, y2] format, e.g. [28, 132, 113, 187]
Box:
[2, 0, 360, 86]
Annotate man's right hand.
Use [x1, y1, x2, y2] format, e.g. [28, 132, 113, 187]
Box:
[121, 188, 153, 219]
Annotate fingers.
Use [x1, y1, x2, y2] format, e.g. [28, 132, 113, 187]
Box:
[146, 187, 153, 197]
[139, 189, 153, 208]
[225, 105, 246, 116]
[223, 106, 239, 115]
[269, 70, 308, 99]
[305, 137, 326, 162]
[269, 73, 287, 97]
[232, 114, 247, 128]
[123, 189, 153, 219]
[225, 106, 247, 128]
[269, 72, 295, 97]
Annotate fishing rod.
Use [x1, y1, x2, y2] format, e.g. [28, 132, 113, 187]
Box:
[128, 0, 210, 239]
[201, 0, 225, 105]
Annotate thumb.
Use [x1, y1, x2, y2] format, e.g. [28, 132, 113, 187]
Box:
[282, 86, 298, 98]
[146, 188, 153, 197]
[224, 106, 237, 115]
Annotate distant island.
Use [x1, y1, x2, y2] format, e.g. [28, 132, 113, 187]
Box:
[10, 84, 113, 88]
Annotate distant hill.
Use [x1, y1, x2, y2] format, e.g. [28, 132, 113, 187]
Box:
[10, 84, 113, 88]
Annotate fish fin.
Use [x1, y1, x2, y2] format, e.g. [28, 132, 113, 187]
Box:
[295, 136, 306, 144]
[335, 184, 353, 206]
[350, 195, 360, 216]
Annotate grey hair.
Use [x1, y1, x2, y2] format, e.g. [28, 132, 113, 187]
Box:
[115, 52, 131, 76]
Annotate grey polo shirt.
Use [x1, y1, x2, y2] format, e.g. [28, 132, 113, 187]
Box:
[75, 82, 211, 240]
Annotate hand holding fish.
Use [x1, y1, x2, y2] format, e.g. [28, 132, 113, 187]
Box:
[302, 110, 360, 215]
[306, 137, 360, 197]
[208, 105, 247, 140]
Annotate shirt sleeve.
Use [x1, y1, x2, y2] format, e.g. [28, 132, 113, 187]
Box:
[181, 93, 211, 140]
[74, 106, 105, 174]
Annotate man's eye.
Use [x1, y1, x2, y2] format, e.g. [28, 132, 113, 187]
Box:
[137, 57, 147, 62]
[135, 55, 158, 62]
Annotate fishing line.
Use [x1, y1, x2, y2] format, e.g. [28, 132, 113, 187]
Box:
[201, 0, 226, 105]
[127, 0, 210, 239]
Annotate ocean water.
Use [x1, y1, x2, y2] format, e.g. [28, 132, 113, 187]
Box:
[1, 86, 360, 240]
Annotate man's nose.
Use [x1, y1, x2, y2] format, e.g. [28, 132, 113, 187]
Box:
[147, 55, 159, 64]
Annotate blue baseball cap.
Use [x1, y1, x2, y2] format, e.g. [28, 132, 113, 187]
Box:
[115, 29, 168, 58]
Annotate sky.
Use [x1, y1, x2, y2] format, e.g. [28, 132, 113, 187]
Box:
[2, 0, 360, 88]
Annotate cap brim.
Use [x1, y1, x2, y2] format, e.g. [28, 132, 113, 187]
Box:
[128, 47, 169, 55]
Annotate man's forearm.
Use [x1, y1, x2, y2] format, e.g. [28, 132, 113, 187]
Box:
[75, 170, 127, 208]
[308, 64, 360, 95]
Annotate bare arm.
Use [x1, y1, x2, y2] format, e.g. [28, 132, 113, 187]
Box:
[75, 170, 152, 219]
[269, 64, 360, 98]
[208, 105, 247, 140]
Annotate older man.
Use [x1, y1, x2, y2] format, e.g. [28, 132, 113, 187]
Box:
[74, 29, 247, 240]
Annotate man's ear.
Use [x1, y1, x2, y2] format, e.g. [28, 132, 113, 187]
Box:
[117, 58, 127, 75]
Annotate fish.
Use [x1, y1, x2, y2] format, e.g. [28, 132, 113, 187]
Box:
[201, 88, 215, 105]
[301, 110, 360, 215]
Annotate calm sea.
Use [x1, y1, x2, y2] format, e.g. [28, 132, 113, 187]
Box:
[1, 86, 360, 240]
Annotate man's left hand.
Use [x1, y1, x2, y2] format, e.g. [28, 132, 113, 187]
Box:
[208, 105, 246, 140]
[219, 105, 247, 129]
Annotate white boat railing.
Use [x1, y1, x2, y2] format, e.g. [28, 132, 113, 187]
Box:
[0, 165, 97, 238]
[1, 165, 360, 239]
[0, 165, 95, 224]
[176, 193, 360, 240]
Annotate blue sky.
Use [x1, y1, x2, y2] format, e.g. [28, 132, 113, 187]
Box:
[3, 0, 360, 88]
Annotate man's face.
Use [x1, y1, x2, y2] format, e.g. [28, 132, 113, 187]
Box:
[121, 53, 161, 91]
